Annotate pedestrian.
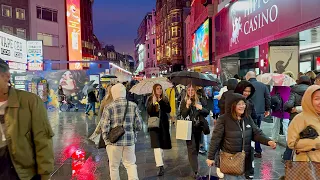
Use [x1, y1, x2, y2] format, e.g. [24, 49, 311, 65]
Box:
[234, 80, 257, 179]
[147, 84, 171, 176]
[101, 83, 143, 180]
[246, 71, 271, 158]
[57, 85, 65, 112]
[314, 73, 320, 85]
[287, 85, 320, 162]
[282, 75, 311, 160]
[218, 78, 238, 115]
[0, 58, 54, 179]
[85, 90, 98, 116]
[305, 71, 316, 84]
[270, 86, 291, 142]
[98, 83, 107, 103]
[180, 84, 210, 178]
[206, 93, 277, 180]
[214, 81, 228, 100]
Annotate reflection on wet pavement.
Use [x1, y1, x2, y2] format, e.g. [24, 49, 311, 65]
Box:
[49, 107, 285, 180]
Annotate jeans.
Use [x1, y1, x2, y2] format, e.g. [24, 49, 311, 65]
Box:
[106, 145, 138, 180]
[255, 114, 264, 153]
[85, 102, 96, 113]
[154, 148, 164, 167]
[224, 174, 246, 180]
[272, 117, 289, 142]
[283, 120, 293, 161]
[186, 131, 202, 173]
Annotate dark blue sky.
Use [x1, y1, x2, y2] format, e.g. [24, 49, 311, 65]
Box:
[93, 0, 155, 57]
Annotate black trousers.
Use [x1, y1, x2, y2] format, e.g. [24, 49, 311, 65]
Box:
[186, 131, 202, 173]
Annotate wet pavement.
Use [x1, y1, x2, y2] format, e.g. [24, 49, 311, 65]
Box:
[49, 106, 286, 180]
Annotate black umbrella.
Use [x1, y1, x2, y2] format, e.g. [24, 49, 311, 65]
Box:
[101, 75, 117, 79]
[169, 71, 220, 86]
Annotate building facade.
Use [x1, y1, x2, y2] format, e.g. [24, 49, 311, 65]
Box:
[0, 0, 29, 40]
[29, 0, 68, 70]
[156, 0, 191, 74]
[81, 0, 95, 66]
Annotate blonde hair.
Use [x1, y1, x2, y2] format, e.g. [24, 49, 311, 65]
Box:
[305, 71, 316, 80]
[184, 84, 199, 104]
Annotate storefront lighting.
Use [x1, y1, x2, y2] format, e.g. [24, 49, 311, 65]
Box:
[260, 59, 264, 67]
[109, 62, 132, 75]
[216, 68, 219, 73]
[300, 47, 320, 54]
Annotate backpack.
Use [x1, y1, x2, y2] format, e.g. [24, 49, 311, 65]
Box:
[271, 89, 283, 112]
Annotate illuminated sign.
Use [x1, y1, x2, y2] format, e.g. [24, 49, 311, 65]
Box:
[66, 0, 82, 70]
[0, 31, 27, 63]
[27, 41, 43, 71]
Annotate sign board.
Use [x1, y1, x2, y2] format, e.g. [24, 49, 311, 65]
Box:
[89, 75, 100, 85]
[8, 62, 27, 71]
[0, 31, 27, 63]
[27, 41, 43, 71]
[66, 0, 83, 70]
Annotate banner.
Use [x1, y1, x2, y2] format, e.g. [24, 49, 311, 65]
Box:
[269, 46, 299, 77]
[27, 41, 43, 71]
[66, 0, 82, 70]
[0, 31, 27, 63]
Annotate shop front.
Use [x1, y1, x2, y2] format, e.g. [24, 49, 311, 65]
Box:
[215, 0, 320, 80]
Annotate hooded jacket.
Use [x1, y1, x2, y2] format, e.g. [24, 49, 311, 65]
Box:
[219, 78, 238, 115]
[284, 76, 311, 117]
[208, 93, 270, 168]
[287, 85, 320, 162]
[234, 81, 257, 123]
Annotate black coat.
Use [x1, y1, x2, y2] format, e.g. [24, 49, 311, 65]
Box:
[219, 78, 238, 115]
[147, 98, 172, 149]
[284, 83, 309, 119]
[87, 91, 97, 103]
[180, 97, 210, 134]
[208, 93, 270, 172]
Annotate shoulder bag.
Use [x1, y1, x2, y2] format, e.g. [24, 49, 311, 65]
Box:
[109, 100, 129, 143]
[148, 102, 161, 128]
[220, 119, 246, 175]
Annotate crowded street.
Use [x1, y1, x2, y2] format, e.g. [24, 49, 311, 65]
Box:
[49, 108, 286, 180]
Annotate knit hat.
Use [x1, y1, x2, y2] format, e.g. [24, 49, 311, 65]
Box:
[111, 83, 127, 100]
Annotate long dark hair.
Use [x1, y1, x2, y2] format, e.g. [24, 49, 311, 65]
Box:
[231, 100, 248, 120]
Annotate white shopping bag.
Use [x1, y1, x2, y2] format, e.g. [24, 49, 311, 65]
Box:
[176, 120, 192, 140]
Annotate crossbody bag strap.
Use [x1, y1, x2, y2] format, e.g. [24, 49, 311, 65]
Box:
[242, 119, 245, 152]
[122, 100, 129, 127]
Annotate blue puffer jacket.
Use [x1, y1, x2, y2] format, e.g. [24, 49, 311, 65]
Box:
[213, 91, 220, 114]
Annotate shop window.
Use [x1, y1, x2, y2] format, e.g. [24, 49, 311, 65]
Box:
[16, 28, 26, 39]
[2, 5, 12, 18]
[2, 25, 13, 34]
[16, 8, 25, 20]
[153, 39, 155, 44]
[148, 53, 150, 58]
[37, 6, 58, 22]
[172, 27, 177, 37]
[37, 33, 59, 47]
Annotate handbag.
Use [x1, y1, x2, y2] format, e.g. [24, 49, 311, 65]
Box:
[148, 102, 161, 128]
[108, 100, 129, 143]
[285, 140, 320, 180]
[220, 120, 246, 175]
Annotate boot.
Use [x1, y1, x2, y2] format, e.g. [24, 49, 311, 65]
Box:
[157, 166, 164, 176]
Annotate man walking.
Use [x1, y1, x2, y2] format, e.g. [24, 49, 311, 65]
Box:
[246, 71, 271, 158]
[0, 59, 54, 179]
[101, 83, 142, 180]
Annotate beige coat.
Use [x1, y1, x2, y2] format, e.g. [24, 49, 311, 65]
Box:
[287, 85, 320, 162]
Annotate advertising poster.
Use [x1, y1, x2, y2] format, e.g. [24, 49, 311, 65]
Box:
[0, 31, 27, 63]
[220, 59, 239, 83]
[269, 46, 299, 77]
[192, 19, 209, 63]
[27, 41, 43, 71]
[26, 70, 89, 111]
[66, 0, 82, 70]
[89, 75, 100, 85]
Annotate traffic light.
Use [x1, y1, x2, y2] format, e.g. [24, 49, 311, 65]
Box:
[201, 0, 212, 6]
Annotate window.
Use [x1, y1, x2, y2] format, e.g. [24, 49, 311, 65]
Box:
[153, 39, 155, 44]
[172, 27, 177, 37]
[148, 53, 150, 58]
[16, 28, 26, 39]
[177, 27, 181, 37]
[2, 5, 12, 18]
[37, 33, 59, 46]
[148, 44, 150, 49]
[2, 26, 13, 34]
[37, 6, 58, 22]
[153, 49, 155, 54]
[16, 8, 25, 20]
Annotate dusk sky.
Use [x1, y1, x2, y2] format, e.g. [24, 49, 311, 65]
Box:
[93, 0, 155, 57]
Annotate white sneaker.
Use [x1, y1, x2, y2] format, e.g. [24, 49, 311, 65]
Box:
[216, 167, 224, 178]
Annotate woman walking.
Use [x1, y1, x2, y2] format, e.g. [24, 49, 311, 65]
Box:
[147, 84, 172, 176]
[57, 85, 65, 112]
[206, 93, 276, 180]
[180, 84, 210, 178]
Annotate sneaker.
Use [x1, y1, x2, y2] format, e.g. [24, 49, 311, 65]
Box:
[254, 153, 262, 158]
[157, 166, 164, 176]
[199, 146, 207, 154]
[216, 167, 224, 178]
[245, 175, 254, 179]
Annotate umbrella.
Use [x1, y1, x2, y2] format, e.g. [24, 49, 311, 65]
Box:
[257, 73, 296, 86]
[82, 80, 98, 95]
[129, 77, 173, 95]
[169, 71, 220, 86]
[101, 75, 117, 79]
